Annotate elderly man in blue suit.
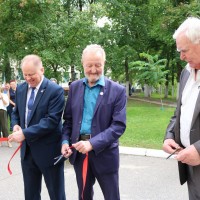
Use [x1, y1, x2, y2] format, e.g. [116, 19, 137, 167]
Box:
[61, 44, 127, 200]
[8, 55, 66, 200]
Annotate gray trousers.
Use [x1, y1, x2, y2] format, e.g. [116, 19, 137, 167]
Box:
[187, 165, 200, 200]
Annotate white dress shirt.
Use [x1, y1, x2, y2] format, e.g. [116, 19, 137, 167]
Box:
[180, 64, 200, 147]
[0, 93, 9, 110]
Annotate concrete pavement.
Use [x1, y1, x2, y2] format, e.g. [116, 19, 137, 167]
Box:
[0, 142, 188, 200]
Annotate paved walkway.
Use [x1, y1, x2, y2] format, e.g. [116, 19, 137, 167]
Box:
[0, 96, 180, 199]
[0, 143, 187, 200]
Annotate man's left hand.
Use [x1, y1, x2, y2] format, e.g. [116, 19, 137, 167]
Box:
[176, 145, 200, 166]
[72, 141, 93, 154]
[8, 130, 25, 143]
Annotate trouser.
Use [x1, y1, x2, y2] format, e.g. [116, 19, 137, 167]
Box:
[187, 165, 200, 200]
[0, 109, 9, 137]
[74, 152, 120, 200]
[7, 105, 14, 131]
[21, 146, 66, 200]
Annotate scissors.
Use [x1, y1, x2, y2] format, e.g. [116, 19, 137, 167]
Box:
[54, 146, 74, 165]
[166, 147, 181, 159]
[54, 155, 65, 165]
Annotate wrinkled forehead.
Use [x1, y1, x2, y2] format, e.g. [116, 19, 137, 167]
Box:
[176, 33, 192, 51]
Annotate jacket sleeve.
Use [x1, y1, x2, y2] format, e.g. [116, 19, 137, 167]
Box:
[164, 68, 187, 142]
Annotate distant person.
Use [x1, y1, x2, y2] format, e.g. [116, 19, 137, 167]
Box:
[131, 86, 135, 93]
[163, 17, 200, 200]
[0, 86, 12, 147]
[7, 80, 16, 131]
[8, 54, 66, 200]
[3, 83, 10, 95]
[68, 80, 72, 86]
[0, 83, 10, 134]
[50, 78, 57, 84]
[61, 44, 127, 200]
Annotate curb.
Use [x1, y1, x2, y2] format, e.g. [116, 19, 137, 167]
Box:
[119, 146, 171, 159]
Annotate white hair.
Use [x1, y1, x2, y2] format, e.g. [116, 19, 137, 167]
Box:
[173, 17, 200, 44]
[81, 44, 106, 63]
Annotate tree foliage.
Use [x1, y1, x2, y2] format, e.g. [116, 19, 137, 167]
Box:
[130, 52, 168, 87]
[0, 0, 199, 98]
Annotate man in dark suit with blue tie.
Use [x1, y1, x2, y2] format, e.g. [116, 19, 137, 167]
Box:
[61, 44, 127, 200]
[8, 55, 66, 200]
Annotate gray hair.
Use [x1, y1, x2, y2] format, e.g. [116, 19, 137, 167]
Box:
[81, 44, 106, 63]
[173, 17, 200, 44]
[21, 54, 43, 69]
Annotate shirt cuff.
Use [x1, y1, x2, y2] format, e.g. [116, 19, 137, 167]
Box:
[62, 140, 69, 145]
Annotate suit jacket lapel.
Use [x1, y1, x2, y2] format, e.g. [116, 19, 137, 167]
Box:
[93, 81, 106, 117]
[79, 82, 85, 118]
[177, 69, 190, 109]
[21, 84, 29, 126]
[191, 89, 200, 128]
[174, 69, 190, 144]
[180, 69, 190, 95]
[178, 68, 200, 130]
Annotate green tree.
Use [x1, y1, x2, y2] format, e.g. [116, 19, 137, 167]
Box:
[130, 52, 168, 97]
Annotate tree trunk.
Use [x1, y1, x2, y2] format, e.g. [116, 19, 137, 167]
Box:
[124, 56, 129, 97]
[171, 85, 174, 97]
[165, 84, 169, 98]
[159, 85, 162, 95]
[164, 73, 169, 98]
[126, 81, 129, 97]
[144, 84, 151, 97]
[3, 53, 11, 82]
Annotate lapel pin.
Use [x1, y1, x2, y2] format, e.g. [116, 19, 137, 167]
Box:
[100, 92, 103, 95]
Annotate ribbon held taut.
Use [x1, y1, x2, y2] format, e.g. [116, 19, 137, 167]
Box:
[0, 137, 8, 142]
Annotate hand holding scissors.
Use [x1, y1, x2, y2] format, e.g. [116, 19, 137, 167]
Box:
[54, 145, 74, 165]
[166, 147, 181, 159]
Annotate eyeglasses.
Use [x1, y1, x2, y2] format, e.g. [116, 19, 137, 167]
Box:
[23, 73, 37, 78]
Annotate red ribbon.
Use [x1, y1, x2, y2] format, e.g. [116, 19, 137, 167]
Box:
[81, 153, 88, 200]
[7, 143, 22, 175]
[0, 137, 8, 141]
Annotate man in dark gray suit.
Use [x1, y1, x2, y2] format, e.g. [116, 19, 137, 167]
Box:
[163, 17, 200, 200]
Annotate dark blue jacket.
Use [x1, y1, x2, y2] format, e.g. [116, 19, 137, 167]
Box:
[62, 77, 126, 173]
[12, 77, 65, 168]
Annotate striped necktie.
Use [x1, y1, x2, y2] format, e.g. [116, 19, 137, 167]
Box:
[27, 87, 35, 121]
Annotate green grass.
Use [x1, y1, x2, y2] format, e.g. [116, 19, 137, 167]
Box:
[119, 98, 175, 150]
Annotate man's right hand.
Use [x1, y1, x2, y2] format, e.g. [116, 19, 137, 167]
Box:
[163, 138, 182, 154]
[61, 144, 73, 158]
[13, 125, 22, 132]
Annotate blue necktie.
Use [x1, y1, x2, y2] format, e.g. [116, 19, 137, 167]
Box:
[27, 87, 35, 121]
